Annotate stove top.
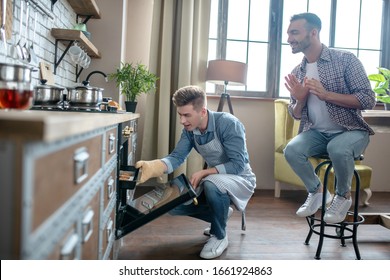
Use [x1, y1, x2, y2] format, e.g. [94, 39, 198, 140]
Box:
[31, 105, 117, 113]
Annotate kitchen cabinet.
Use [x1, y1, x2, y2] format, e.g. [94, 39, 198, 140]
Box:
[0, 110, 139, 259]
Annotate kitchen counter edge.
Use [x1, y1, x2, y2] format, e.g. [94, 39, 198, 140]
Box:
[0, 110, 140, 142]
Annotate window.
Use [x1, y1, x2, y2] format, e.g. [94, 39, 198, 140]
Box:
[207, 0, 389, 98]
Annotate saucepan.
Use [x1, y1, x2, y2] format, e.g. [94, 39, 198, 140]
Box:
[67, 85, 104, 106]
[33, 80, 65, 105]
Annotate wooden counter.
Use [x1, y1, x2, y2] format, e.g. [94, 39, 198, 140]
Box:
[0, 110, 139, 142]
[0, 110, 139, 259]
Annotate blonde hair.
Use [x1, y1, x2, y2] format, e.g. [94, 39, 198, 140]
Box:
[172, 85, 206, 111]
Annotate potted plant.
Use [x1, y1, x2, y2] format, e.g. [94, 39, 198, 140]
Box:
[368, 67, 390, 110]
[108, 62, 158, 112]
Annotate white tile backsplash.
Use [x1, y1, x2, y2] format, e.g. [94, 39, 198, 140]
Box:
[0, 0, 82, 89]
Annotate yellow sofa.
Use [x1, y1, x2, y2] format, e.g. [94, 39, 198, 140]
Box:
[274, 99, 372, 206]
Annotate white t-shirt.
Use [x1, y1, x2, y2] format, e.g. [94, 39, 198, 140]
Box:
[306, 62, 345, 133]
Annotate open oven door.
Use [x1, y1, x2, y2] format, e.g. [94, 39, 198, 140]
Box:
[115, 167, 198, 240]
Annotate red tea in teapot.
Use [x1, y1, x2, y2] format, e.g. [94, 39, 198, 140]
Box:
[0, 88, 33, 109]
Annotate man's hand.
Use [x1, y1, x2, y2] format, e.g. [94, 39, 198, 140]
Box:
[135, 160, 167, 184]
[305, 78, 329, 101]
[284, 74, 310, 102]
[190, 167, 218, 188]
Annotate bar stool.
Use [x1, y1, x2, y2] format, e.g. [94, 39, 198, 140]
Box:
[304, 155, 365, 260]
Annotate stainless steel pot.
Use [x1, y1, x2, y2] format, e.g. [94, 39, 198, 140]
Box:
[0, 62, 33, 83]
[33, 82, 65, 105]
[67, 86, 104, 106]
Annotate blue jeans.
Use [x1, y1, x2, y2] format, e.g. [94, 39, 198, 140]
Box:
[284, 129, 370, 196]
[169, 180, 231, 239]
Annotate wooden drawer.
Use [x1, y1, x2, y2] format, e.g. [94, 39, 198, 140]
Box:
[103, 168, 116, 210]
[81, 190, 100, 260]
[32, 135, 103, 231]
[105, 127, 117, 164]
[101, 208, 115, 258]
[48, 224, 79, 260]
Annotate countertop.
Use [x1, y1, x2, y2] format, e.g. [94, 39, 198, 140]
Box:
[0, 110, 140, 142]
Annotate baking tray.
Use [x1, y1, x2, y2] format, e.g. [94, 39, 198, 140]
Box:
[115, 172, 197, 239]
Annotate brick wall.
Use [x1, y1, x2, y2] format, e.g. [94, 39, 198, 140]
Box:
[0, 0, 80, 88]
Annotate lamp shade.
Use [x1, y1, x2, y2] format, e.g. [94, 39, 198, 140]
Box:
[206, 60, 248, 86]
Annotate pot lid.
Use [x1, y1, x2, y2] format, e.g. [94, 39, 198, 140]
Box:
[35, 79, 65, 90]
[75, 85, 104, 91]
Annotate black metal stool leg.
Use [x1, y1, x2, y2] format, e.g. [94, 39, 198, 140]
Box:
[314, 161, 333, 260]
[305, 155, 364, 260]
[352, 169, 362, 259]
[304, 215, 315, 245]
[241, 210, 246, 230]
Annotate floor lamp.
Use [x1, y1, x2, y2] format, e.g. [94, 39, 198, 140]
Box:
[206, 60, 248, 115]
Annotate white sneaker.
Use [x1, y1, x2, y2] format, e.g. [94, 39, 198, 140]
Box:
[200, 235, 228, 259]
[296, 190, 332, 217]
[324, 195, 352, 223]
[203, 207, 233, 236]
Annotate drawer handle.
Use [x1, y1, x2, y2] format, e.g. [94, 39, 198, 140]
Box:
[107, 176, 115, 199]
[106, 218, 113, 244]
[60, 233, 79, 260]
[122, 126, 132, 138]
[108, 133, 116, 154]
[82, 209, 94, 243]
[74, 147, 89, 184]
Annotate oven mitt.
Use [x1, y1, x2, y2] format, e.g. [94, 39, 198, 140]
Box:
[135, 159, 167, 184]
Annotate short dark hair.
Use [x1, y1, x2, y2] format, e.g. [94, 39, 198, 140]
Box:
[290, 12, 322, 32]
[172, 85, 206, 111]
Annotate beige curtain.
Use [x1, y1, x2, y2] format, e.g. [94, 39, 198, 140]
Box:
[140, 0, 211, 181]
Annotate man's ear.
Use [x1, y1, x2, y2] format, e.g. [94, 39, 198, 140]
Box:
[201, 107, 207, 117]
[311, 28, 319, 38]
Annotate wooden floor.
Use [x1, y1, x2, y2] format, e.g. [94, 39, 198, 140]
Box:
[117, 189, 390, 260]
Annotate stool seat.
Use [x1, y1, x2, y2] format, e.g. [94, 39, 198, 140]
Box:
[304, 155, 364, 260]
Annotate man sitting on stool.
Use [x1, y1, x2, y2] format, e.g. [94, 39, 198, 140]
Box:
[283, 12, 375, 223]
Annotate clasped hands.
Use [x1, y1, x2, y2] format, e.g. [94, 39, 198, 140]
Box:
[284, 74, 329, 101]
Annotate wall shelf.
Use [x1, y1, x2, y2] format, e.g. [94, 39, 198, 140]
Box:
[51, 29, 101, 58]
[51, 0, 101, 81]
[66, 0, 101, 19]
[51, 29, 101, 79]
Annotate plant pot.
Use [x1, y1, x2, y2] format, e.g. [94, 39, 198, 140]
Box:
[125, 101, 137, 113]
[385, 103, 390, 111]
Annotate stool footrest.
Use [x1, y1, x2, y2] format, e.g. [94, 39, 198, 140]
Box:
[306, 212, 365, 240]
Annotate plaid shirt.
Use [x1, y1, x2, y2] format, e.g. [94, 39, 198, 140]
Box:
[288, 44, 376, 135]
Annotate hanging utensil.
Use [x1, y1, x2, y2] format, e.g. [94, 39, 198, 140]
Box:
[22, 0, 30, 62]
[29, 9, 38, 66]
[0, 0, 7, 55]
[15, 0, 25, 61]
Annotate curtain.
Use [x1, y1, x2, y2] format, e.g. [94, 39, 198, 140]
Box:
[140, 0, 211, 182]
